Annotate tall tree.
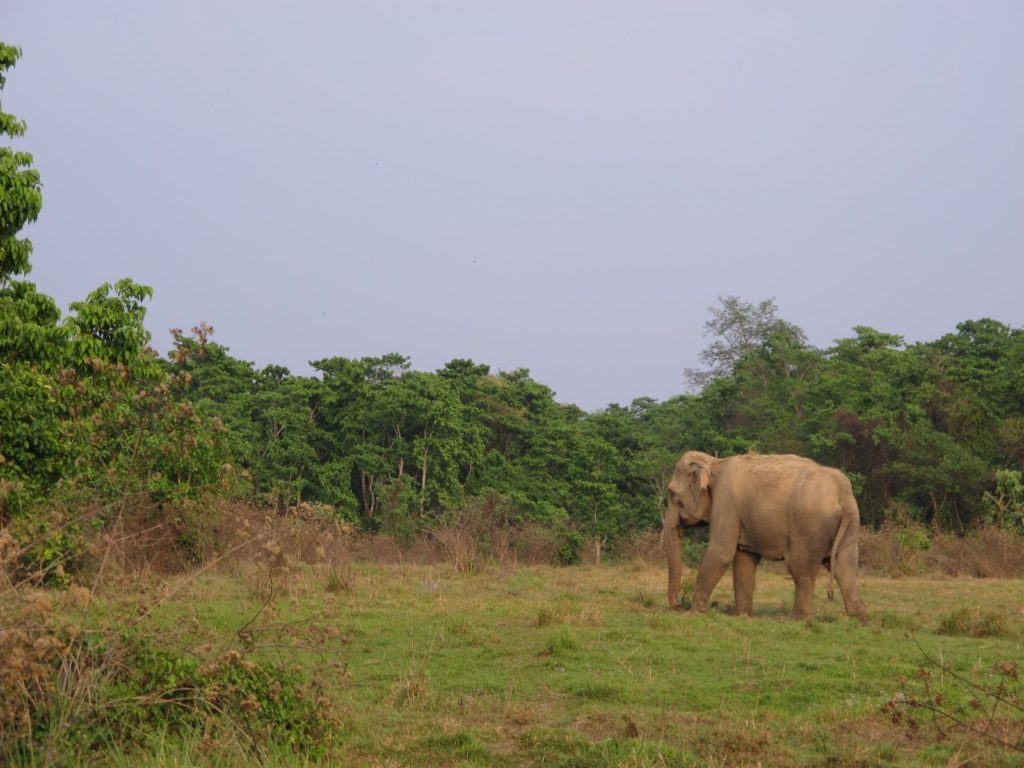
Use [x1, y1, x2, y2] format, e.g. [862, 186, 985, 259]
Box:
[0, 43, 42, 282]
[685, 295, 807, 389]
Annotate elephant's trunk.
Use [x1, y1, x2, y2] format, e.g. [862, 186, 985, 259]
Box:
[664, 516, 683, 608]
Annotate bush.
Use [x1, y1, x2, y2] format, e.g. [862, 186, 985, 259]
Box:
[616, 529, 662, 562]
[432, 523, 480, 574]
[1, 625, 336, 763]
[555, 528, 585, 566]
[982, 469, 1024, 532]
[860, 523, 1024, 578]
[859, 522, 935, 577]
[513, 523, 560, 565]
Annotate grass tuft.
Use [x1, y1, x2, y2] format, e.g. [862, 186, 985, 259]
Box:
[568, 681, 619, 701]
[541, 627, 579, 656]
[936, 607, 1009, 638]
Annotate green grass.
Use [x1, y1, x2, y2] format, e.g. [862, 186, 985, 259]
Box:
[47, 562, 1024, 767]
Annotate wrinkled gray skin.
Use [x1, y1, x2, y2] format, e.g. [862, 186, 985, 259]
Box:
[664, 452, 867, 620]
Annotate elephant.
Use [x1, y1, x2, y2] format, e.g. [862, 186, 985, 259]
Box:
[663, 451, 866, 620]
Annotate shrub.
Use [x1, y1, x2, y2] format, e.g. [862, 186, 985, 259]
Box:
[616, 529, 662, 562]
[982, 469, 1024, 532]
[860, 523, 1024, 578]
[1, 626, 336, 762]
[431, 523, 480, 574]
[859, 522, 932, 577]
[514, 523, 560, 565]
[555, 528, 584, 566]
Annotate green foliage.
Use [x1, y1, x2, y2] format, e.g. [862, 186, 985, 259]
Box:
[0, 43, 43, 281]
[982, 469, 1024, 532]
[555, 527, 585, 566]
[896, 526, 932, 553]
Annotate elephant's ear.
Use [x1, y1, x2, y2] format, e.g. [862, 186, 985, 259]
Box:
[689, 464, 711, 510]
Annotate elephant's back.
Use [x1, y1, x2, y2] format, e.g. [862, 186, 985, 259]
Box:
[718, 455, 817, 500]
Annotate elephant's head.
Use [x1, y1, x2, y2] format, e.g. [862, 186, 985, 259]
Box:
[664, 450, 716, 607]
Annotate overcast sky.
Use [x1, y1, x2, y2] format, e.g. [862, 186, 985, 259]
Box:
[5, 2, 1023, 409]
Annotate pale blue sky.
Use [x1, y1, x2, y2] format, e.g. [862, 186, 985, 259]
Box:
[5, 2, 1023, 408]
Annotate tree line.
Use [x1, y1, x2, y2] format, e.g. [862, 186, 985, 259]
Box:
[163, 298, 1024, 537]
[3, 43, 1023, 574]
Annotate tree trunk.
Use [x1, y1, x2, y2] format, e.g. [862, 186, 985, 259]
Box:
[419, 449, 428, 514]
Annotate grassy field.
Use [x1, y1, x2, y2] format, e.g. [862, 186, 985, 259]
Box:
[48, 560, 1024, 767]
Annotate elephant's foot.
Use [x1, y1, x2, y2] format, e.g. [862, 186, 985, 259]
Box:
[846, 605, 868, 624]
[690, 594, 711, 613]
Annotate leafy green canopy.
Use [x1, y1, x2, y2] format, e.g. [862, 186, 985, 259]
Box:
[0, 44, 42, 281]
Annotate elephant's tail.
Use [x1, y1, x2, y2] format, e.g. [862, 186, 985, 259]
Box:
[826, 515, 848, 601]
[827, 487, 858, 601]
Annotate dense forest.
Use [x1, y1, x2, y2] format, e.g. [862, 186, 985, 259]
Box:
[3, 42, 1024, 575]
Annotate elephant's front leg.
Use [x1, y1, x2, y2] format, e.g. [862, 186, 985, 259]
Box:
[691, 544, 734, 612]
[732, 549, 760, 616]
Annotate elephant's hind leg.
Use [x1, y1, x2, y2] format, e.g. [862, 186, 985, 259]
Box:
[732, 549, 760, 616]
[786, 550, 819, 619]
[835, 543, 867, 620]
[791, 573, 817, 620]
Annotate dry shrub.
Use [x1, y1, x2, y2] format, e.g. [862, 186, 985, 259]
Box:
[405, 533, 445, 565]
[0, 598, 66, 748]
[389, 668, 430, 707]
[10, 493, 212, 584]
[860, 523, 1024, 578]
[929, 527, 1024, 578]
[858, 523, 928, 577]
[489, 525, 517, 568]
[222, 502, 353, 562]
[431, 524, 480, 574]
[348, 533, 405, 563]
[429, 502, 517, 572]
[617, 529, 663, 563]
[424, 497, 560, 571]
[512, 523, 559, 565]
[0, 614, 336, 761]
[208, 500, 359, 584]
[9, 493, 357, 586]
